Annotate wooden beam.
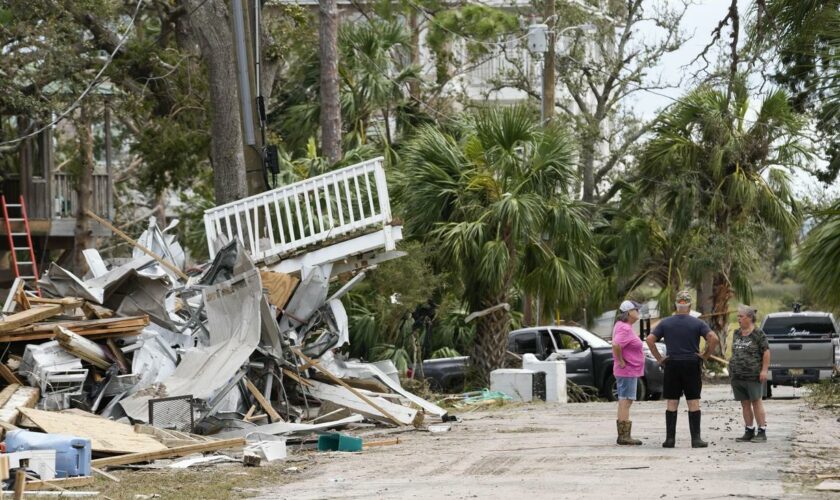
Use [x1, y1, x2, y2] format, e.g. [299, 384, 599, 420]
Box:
[282, 368, 313, 388]
[25, 476, 94, 491]
[0, 362, 23, 386]
[363, 438, 400, 448]
[244, 377, 282, 422]
[85, 210, 188, 281]
[106, 339, 130, 374]
[290, 347, 403, 426]
[81, 302, 114, 319]
[91, 438, 246, 468]
[0, 305, 62, 333]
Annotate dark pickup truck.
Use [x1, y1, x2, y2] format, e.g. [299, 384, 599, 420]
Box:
[414, 325, 664, 400]
[761, 311, 839, 396]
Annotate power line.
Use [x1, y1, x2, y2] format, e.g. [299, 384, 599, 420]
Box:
[0, 0, 145, 147]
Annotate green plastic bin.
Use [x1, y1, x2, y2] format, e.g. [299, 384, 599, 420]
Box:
[317, 432, 363, 452]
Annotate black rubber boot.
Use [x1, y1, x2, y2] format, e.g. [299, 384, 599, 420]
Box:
[689, 410, 707, 448]
[735, 426, 755, 442]
[662, 410, 677, 448]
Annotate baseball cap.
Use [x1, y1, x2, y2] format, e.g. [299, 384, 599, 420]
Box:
[619, 300, 639, 312]
[675, 290, 692, 305]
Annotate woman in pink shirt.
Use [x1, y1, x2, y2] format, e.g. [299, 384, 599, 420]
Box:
[613, 300, 645, 445]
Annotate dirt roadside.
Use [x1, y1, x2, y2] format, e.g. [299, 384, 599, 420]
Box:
[257, 384, 838, 500]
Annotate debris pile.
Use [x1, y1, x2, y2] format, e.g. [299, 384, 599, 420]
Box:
[0, 173, 450, 493]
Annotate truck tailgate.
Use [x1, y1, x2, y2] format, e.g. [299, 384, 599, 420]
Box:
[768, 338, 834, 369]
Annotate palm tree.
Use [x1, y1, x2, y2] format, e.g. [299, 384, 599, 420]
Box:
[396, 106, 598, 384]
[798, 201, 840, 308]
[634, 81, 807, 339]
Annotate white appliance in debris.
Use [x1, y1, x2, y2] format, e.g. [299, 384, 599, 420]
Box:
[521, 354, 567, 403]
[490, 369, 546, 402]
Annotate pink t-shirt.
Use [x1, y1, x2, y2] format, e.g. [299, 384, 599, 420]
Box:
[612, 321, 644, 377]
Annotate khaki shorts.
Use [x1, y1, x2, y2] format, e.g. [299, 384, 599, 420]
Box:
[731, 379, 763, 401]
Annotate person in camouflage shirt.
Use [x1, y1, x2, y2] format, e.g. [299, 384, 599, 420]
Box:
[729, 304, 770, 442]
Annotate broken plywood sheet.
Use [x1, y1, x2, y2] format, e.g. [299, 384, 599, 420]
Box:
[259, 270, 299, 310]
[306, 380, 419, 426]
[18, 407, 167, 455]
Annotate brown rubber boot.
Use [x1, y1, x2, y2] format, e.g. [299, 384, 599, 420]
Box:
[616, 420, 642, 445]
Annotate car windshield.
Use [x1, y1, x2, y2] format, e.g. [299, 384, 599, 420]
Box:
[565, 327, 610, 348]
[762, 317, 836, 336]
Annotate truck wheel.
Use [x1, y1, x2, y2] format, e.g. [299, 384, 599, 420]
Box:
[636, 379, 647, 402]
[603, 374, 618, 402]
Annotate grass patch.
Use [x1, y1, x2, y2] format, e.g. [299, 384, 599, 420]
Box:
[91, 461, 300, 499]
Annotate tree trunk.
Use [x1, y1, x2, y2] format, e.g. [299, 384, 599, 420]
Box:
[408, 8, 421, 101]
[711, 272, 733, 355]
[73, 102, 95, 276]
[542, 0, 556, 124]
[470, 302, 511, 387]
[581, 134, 596, 203]
[181, 0, 248, 205]
[319, 0, 341, 163]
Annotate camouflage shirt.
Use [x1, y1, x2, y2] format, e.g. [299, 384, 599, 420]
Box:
[729, 327, 770, 381]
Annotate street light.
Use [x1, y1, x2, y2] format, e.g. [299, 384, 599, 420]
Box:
[528, 22, 597, 124]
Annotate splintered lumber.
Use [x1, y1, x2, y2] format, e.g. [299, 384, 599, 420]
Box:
[244, 377, 283, 422]
[306, 379, 419, 427]
[81, 302, 114, 319]
[259, 271, 299, 309]
[363, 438, 401, 448]
[91, 438, 246, 468]
[18, 407, 167, 455]
[291, 347, 404, 426]
[25, 476, 94, 491]
[0, 305, 62, 333]
[0, 316, 148, 343]
[54, 326, 111, 370]
[132, 425, 219, 448]
[0, 362, 23, 385]
[0, 386, 39, 425]
[29, 296, 84, 312]
[86, 210, 188, 281]
[106, 339, 130, 374]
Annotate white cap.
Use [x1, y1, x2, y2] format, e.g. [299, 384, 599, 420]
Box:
[619, 300, 638, 313]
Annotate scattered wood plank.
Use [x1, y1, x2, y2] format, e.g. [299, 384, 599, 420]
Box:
[306, 379, 419, 427]
[244, 377, 282, 423]
[91, 438, 246, 468]
[25, 476, 94, 491]
[106, 339, 130, 374]
[132, 424, 219, 448]
[259, 271, 299, 310]
[29, 297, 84, 312]
[81, 302, 114, 320]
[0, 362, 23, 386]
[0, 316, 148, 343]
[0, 384, 20, 408]
[91, 467, 119, 483]
[14, 468, 25, 499]
[18, 407, 167, 455]
[282, 368, 313, 388]
[13, 281, 30, 311]
[243, 405, 256, 420]
[0, 305, 62, 333]
[54, 326, 111, 370]
[2, 278, 25, 314]
[291, 347, 405, 426]
[0, 386, 39, 425]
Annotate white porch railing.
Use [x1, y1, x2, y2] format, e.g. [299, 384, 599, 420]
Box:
[203, 157, 393, 261]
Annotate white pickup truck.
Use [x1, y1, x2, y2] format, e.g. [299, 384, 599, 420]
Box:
[760, 311, 839, 397]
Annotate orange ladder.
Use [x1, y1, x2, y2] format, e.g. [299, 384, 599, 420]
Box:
[1, 194, 40, 294]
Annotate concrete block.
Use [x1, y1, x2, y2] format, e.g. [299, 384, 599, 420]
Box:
[522, 354, 567, 403]
[490, 369, 538, 402]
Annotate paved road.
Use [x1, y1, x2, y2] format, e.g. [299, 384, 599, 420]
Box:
[260, 385, 833, 499]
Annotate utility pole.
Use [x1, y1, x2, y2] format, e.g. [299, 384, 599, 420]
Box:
[543, 0, 556, 124]
[232, 0, 267, 196]
[319, 0, 342, 164]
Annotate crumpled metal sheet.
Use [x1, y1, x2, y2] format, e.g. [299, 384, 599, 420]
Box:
[277, 265, 328, 334]
[104, 273, 173, 329]
[129, 330, 178, 390]
[39, 263, 104, 304]
[134, 218, 186, 280]
[120, 266, 263, 421]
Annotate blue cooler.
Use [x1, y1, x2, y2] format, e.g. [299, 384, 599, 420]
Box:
[4, 429, 92, 478]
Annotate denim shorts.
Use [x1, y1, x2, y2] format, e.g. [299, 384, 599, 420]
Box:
[616, 376, 638, 400]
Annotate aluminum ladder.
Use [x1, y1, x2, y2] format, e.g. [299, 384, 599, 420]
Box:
[1, 194, 40, 294]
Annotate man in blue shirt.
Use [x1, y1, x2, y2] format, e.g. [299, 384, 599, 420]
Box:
[646, 290, 719, 448]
